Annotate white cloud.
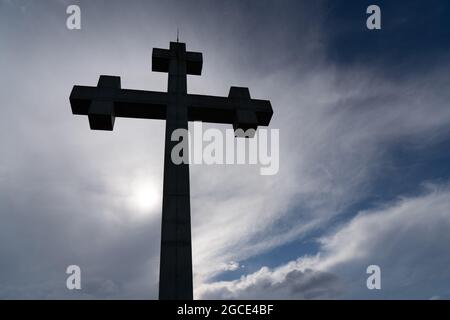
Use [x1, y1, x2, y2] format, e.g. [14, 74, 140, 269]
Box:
[197, 263, 342, 300]
[190, 62, 450, 290]
[198, 185, 450, 299]
[222, 261, 240, 272]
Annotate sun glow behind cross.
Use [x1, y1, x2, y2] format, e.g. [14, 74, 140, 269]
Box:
[128, 179, 161, 217]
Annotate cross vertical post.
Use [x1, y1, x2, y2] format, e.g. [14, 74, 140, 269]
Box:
[158, 42, 194, 300]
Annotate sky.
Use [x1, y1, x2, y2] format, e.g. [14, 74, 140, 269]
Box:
[1, 0, 450, 299]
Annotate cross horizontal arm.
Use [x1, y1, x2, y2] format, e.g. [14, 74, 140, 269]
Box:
[70, 85, 168, 120]
[186, 90, 273, 130]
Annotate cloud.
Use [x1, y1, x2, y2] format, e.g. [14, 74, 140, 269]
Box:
[222, 261, 240, 272]
[190, 61, 450, 289]
[199, 184, 450, 299]
[198, 266, 342, 300]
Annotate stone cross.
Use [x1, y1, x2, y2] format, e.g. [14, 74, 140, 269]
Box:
[70, 42, 273, 300]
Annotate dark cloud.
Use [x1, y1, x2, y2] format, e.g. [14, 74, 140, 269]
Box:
[286, 269, 341, 299]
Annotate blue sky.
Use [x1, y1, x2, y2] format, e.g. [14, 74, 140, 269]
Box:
[1, 0, 450, 299]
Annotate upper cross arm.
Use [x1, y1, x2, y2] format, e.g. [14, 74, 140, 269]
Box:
[69, 85, 168, 120]
[186, 94, 273, 126]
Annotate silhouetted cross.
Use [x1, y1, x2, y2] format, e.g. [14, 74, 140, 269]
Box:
[70, 42, 273, 300]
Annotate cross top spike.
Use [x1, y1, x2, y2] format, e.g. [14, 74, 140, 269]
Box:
[69, 42, 273, 300]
